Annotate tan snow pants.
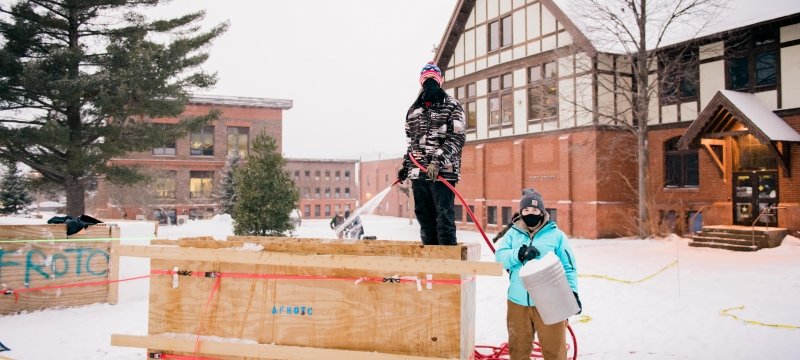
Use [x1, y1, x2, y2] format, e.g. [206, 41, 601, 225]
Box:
[506, 300, 567, 360]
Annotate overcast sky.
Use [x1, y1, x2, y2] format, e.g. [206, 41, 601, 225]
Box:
[154, 0, 458, 161]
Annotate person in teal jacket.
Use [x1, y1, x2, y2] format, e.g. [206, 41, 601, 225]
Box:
[495, 188, 580, 360]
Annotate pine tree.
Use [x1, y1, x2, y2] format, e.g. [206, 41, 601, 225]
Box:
[0, 1, 228, 216]
[233, 133, 299, 236]
[218, 154, 240, 215]
[0, 160, 33, 214]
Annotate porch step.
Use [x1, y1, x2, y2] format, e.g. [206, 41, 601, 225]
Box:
[689, 225, 788, 251]
[688, 239, 758, 252]
[688, 235, 759, 251]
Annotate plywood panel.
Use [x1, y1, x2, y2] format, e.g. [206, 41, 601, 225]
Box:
[140, 239, 485, 359]
[0, 224, 115, 314]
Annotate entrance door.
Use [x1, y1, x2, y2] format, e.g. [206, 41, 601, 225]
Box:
[732, 171, 778, 226]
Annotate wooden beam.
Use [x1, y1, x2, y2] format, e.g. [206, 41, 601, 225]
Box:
[701, 138, 727, 181]
[107, 225, 121, 305]
[702, 130, 749, 139]
[114, 245, 503, 276]
[111, 334, 457, 360]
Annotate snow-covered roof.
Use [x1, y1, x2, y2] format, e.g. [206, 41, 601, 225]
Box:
[718, 90, 800, 142]
[550, 0, 800, 53]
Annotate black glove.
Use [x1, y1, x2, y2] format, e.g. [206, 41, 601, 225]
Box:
[426, 162, 439, 181]
[573, 292, 582, 314]
[397, 165, 408, 182]
[517, 244, 540, 263]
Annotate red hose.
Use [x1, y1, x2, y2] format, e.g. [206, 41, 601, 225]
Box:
[405, 153, 495, 253]
[403, 152, 578, 360]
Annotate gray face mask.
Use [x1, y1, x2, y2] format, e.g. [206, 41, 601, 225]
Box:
[522, 213, 543, 227]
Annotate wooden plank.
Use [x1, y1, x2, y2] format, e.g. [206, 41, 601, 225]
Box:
[0, 224, 113, 314]
[108, 225, 121, 305]
[111, 334, 459, 360]
[225, 236, 470, 260]
[116, 244, 502, 276]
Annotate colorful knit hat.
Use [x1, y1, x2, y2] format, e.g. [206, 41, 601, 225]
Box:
[419, 61, 443, 86]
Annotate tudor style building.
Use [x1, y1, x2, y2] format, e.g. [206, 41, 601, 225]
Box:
[404, 0, 800, 241]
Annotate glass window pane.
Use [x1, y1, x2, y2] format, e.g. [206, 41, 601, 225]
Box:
[490, 77, 501, 92]
[529, 66, 541, 83]
[191, 126, 214, 156]
[501, 93, 513, 124]
[467, 83, 476, 97]
[754, 51, 776, 87]
[543, 82, 558, 118]
[502, 73, 513, 89]
[528, 87, 542, 119]
[502, 16, 512, 46]
[489, 97, 501, 125]
[728, 57, 749, 90]
[544, 62, 557, 78]
[189, 171, 213, 198]
[467, 101, 477, 129]
[685, 153, 699, 186]
[665, 154, 682, 187]
[489, 21, 500, 51]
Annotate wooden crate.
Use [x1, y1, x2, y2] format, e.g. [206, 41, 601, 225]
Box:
[0, 223, 119, 314]
[113, 237, 502, 360]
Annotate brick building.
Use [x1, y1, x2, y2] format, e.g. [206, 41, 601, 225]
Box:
[94, 95, 292, 223]
[359, 158, 414, 220]
[286, 159, 358, 219]
[368, 0, 800, 239]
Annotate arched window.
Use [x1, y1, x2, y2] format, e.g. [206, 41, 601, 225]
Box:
[664, 137, 699, 188]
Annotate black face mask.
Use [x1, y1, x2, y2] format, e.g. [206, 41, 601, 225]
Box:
[421, 78, 445, 102]
[522, 213, 544, 228]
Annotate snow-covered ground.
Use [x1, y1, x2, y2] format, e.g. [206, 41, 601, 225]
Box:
[1, 215, 799, 359]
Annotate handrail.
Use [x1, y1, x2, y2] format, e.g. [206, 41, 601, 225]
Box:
[751, 206, 786, 248]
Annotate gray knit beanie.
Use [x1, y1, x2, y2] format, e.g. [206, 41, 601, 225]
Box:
[519, 188, 546, 213]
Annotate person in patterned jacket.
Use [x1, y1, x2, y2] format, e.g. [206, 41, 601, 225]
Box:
[396, 61, 466, 246]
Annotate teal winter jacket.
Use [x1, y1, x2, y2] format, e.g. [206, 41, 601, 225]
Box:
[495, 220, 578, 307]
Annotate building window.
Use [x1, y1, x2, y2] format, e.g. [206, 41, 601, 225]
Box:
[456, 83, 478, 130]
[344, 187, 350, 198]
[726, 28, 778, 91]
[335, 171, 340, 181]
[152, 125, 176, 155]
[325, 205, 331, 217]
[226, 127, 249, 157]
[501, 206, 512, 225]
[325, 188, 331, 198]
[190, 126, 214, 156]
[659, 48, 699, 103]
[304, 187, 310, 198]
[466, 205, 475, 223]
[189, 171, 213, 198]
[304, 205, 311, 217]
[528, 62, 558, 123]
[304, 170, 310, 178]
[454, 205, 463, 222]
[344, 170, 351, 181]
[488, 74, 513, 126]
[314, 205, 320, 217]
[325, 171, 330, 181]
[487, 206, 497, 225]
[664, 137, 699, 188]
[488, 15, 512, 52]
[315, 171, 320, 180]
[335, 188, 340, 198]
[153, 171, 177, 198]
[315, 188, 320, 198]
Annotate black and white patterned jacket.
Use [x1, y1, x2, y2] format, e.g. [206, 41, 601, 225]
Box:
[403, 94, 466, 182]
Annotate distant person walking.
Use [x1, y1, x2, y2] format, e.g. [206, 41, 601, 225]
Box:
[495, 188, 580, 360]
[396, 61, 466, 246]
[330, 209, 345, 239]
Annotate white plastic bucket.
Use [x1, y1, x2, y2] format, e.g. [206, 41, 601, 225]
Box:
[518, 252, 579, 325]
